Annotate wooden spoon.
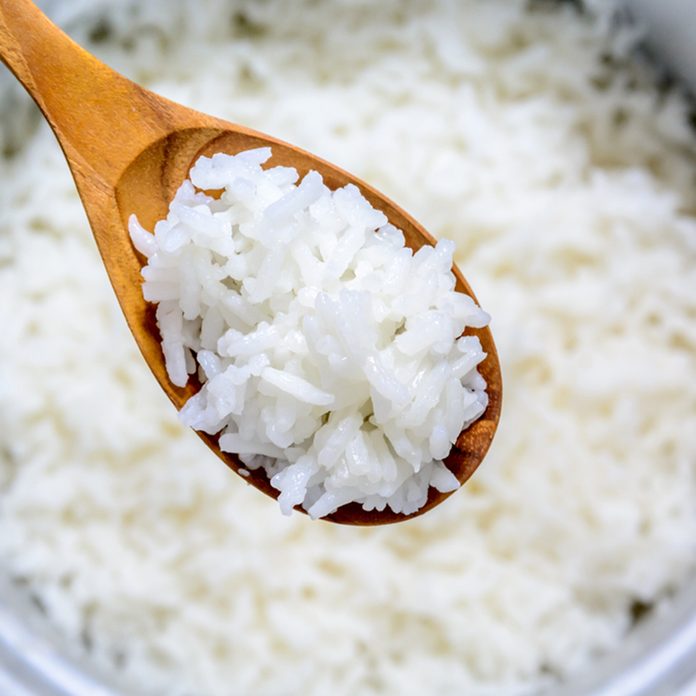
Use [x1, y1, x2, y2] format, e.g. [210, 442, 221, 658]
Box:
[0, 0, 502, 525]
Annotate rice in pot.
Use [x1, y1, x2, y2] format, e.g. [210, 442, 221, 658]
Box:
[0, 1, 695, 694]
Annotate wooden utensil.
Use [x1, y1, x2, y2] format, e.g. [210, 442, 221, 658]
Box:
[0, 0, 502, 524]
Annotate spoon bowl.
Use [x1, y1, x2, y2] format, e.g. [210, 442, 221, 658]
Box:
[0, 0, 502, 524]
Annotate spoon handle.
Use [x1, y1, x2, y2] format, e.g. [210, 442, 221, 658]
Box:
[0, 0, 198, 190]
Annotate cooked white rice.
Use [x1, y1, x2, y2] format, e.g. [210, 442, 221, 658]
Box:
[130, 148, 489, 518]
[0, 1, 695, 695]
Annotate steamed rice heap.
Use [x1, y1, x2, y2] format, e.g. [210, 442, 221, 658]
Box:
[129, 148, 489, 518]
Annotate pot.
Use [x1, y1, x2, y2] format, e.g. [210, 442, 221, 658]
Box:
[0, 2, 694, 694]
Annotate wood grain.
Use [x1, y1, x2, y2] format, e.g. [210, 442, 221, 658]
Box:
[0, 0, 502, 525]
